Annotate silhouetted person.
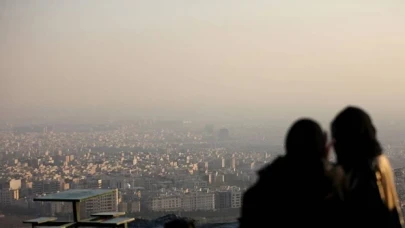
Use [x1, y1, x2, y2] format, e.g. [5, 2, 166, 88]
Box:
[240, 119, 343, 228]
[165, 219, 195, 228]
[331, 106, 404, 228]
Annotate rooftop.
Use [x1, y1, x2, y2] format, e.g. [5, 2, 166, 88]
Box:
[33, 189, 116, 202]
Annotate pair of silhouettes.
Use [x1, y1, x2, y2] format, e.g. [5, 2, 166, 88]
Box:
[240, 106, 404, 228]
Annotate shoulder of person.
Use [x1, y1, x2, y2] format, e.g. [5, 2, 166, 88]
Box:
[256, 156, 286, 179]
[325, 162, 345, 181]
[325, 163, 347, 199]
[242, 180, 262, 202]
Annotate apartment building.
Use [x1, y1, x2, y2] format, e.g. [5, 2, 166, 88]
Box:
[79, 189, 118, 219]
[182, 192, 215, 211]
[151, 195, 182, 212]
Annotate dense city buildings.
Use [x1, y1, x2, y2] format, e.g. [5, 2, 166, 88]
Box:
[1, 120, 405, 224]
[0, 120, 276, 221]
[80, 188, 119, 219]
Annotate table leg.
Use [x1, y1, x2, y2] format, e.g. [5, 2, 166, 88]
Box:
[71, 201, 81, 227]
[72, 202, 80, 222]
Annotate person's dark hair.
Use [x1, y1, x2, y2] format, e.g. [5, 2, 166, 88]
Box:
[331, 106, 382, 166]
[285, 118, 327, 160]
[164, 219, 195, 228]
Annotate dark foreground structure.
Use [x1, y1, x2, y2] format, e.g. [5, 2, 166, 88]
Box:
[22, 189, 236, 228]
[23, 189, 134, 228]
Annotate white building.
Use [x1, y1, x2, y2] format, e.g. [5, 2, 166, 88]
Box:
[231, 191, 242, 208]
[182, 192, 215, 211]
[152, 196, 182, 212]
[80, 189, 119, 219]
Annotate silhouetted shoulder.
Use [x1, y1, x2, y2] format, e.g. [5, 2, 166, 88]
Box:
[239, 156, 285, 228]
[239, 176, 260, 228]
[325, 163, 345, 200]
[241, 156, 285, 206]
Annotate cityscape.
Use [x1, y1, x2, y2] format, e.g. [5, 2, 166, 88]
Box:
[1, 120, 405, 227]
[2, 0, 405, 227]
[0, 120, 283, 227]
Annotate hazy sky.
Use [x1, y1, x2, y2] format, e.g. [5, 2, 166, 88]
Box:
[1, 0, 405, 122]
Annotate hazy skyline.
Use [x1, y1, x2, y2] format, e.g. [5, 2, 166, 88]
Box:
[1, 1, 405, 122]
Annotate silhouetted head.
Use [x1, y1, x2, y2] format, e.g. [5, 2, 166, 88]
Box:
[331, 106, 382, 167]
[165, 219, 195, 228]
[285, 118, 327, 160]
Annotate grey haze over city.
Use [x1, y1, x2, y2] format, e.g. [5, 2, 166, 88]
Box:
[1, 1, 405, 227]
[2, 1, 405, 124]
